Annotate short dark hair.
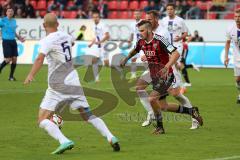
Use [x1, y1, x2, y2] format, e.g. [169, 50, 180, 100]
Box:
[146, 10, 159, 18]
[235, 8, 240, 14]
[92, 10, 100, 15]
[166, 3, 176, 9]
[136, 20, 152, 29]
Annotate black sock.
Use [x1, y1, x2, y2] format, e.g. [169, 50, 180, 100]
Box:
[0, 60, 8, 72]
[176, 105, 192, 115]
[155, 113, 163, 128]
[185, 64, 193, 69]
[10, 63, 16, 78]
[182, 67, 190, 83]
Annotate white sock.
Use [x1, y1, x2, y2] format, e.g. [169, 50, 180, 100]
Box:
[175, 94, 193, 108]
[88, 116, 114, 142]
[137, 90, 153, 112]
[39, 119, 70, 144]
[131, 63, 136, 77]
[93, 63, 99, 81]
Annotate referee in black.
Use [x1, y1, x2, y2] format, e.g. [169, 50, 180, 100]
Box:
[0, 6, 25, 81]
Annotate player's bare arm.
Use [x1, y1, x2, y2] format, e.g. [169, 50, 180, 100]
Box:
[24, 53, 45, 84]
[174, 32, 187, 42]
[120, 49, 138, 67]
[160, 51, 180, 78]
[15, 32, 25, 42]
[96, 32, 110, 45]
[224, 40, 231, 68]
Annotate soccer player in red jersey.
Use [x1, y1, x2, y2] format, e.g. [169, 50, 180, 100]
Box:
[121, 20, 203, 134]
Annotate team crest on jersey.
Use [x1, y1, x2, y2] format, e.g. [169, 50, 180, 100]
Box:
[153, 43, 157, 49]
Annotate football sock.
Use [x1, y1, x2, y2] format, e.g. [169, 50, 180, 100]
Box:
[39, 119, 70, 144]
[176, 105, 193, 115]
[93, 63, 99, 81]
[88, 115, 114, 142]
[131, 63, 136, 78]
[182, 67, 190, 83]
[155, 112, 163, 128]
[137, 90, 153, 112]
[174, 94, 192, 108]
[10, 63, 16, 78]
[0, 60, 8, 72]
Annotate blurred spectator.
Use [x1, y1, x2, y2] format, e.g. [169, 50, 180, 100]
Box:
[35, 11, 41, 19]
[15, 0, 25, 8]
[76, 9, 88, 19]
[15, 7, 23, 18]
[2, 0, 14, 9]
[68, 0, 84, 11]
[180, 0, 190, 18]
[159, 1, 166, 18]
[76, 25, 86, 40]
[97, 0, 108, 18]
[186, 1, 201, 19]
[175, 0, 182, 16]
[48, 0, 67, 18]
[144, 1, 160, 12]
[22, 0, 35, 18]
[191, 30, 204, 42]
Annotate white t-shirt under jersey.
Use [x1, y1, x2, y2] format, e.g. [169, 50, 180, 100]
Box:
[226, 23, 240, 66]
[161, 16, 188, 47]
[38, 31, 80, 88]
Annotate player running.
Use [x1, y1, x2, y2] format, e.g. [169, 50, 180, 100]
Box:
[24, 13, 120, 154]
[225, 9, 240, 104]
[121, 20, 203, 134]
[88, 10, 110, 82]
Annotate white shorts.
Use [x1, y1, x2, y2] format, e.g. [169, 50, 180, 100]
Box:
[234, 66, 240, 77]
[87, 45, 109, 60]
[172, 65, 182, 88]
[40, 88, 89, 112]
[176, 44, 183, 63]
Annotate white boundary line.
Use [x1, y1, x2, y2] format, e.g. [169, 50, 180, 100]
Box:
[205, 155, 240, 160]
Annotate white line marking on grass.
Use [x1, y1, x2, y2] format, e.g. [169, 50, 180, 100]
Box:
[205, 155, 240, 160]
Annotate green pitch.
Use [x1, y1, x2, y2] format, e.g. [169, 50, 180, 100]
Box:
[0, 65, 240, 160]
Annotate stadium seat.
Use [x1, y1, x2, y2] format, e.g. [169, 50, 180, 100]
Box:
[224, 13, 234, 19]
[108, 1, 118, 10]
[108, 11, 118, 19]
[48, 0, 54, 6]
[139, 1, 148, 10]
[69, 11, 77, 19]
[141, 12, 146, 19]
[30, 0, 37, 9]
[61, 11, 71, 18]
[119, 11, 129, 19]
[39, 10, 46, 18]
[129, 1, 139, 10]
[37, 0, 47, 10]
[67, 1, 75, 8]
[119, 1, 128, 10]
[207, 13, 217, 19]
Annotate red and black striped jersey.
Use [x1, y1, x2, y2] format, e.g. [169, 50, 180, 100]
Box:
[134, 33, 177, 78]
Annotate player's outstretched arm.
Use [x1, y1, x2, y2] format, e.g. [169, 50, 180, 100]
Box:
[24, 53, 45, 85]
[120, 49, 138, 67]
[224, 40, 231, 68]
[166, 51, 180, 69]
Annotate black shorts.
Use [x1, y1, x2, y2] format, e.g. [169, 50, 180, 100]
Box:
[2, 40, 18, 58]
[152, 73, 175, 96]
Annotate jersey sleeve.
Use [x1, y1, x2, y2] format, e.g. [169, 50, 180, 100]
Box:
[102, 23, 109, 34]
[134, 39, 142, 53]
[158, 36, 177, 54]
[181, 20, 188, 33]
[226, 27, 231, 41]
[38, 39, 50, 55]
